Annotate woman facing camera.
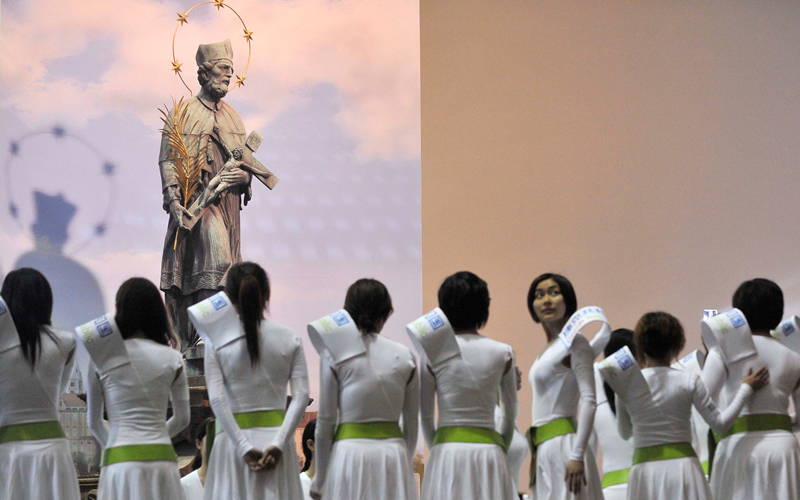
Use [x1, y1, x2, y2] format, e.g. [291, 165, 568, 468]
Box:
[618, 312, 768, 500]
[702, 279, 800, 500]
[419, 271, 518, 500]
[311, 279, 419, 500]
[87, 278, 190, 500]
[0, 268, 80, 500]
[527, 273, 603, 499]
[189, 262, 309, 500]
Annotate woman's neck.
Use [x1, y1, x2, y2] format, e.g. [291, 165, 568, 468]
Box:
[198, 461, 207, 485]
[644, 356, 672, 368]
[306, 458, 316, 479]
[752, 330, 772, 338]
[542, 318, 567, 343]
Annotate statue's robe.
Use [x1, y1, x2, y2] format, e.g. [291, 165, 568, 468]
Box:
[159, 95, 248, 297]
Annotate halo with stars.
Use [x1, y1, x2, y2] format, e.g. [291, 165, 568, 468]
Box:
[172, 0, 254, 96]
[3, 126, 116, 255]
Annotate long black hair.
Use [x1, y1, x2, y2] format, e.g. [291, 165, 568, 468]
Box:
[191, 417, 214, 471]
[226, 262, 270, 366]
[0, 268, 56, 367]
[344, 279, 393, 333]
[114, 278, 170, 345]
[301, 419, 316, 472]
[603, 328, 635, 415]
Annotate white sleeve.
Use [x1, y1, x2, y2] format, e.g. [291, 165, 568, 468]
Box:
[570, 339, 597, 461]
[616, 395, 632, 440]
[419, 354, 437, 449]
[700, 347, 727, 401]
[58, 339, 77, 397]
[271, 340, 310, 451]
[499, 348, 518, 450]
[86, 362, 109, 448]
[205, 346, 252, 458]
[166, 360, 190, 438]
[402, 358, 420, 456]
[692, 374, 753, 434]
[589, 324, 611, 359]
[311, 351, 338, 497]
[792, 380, 800, 427]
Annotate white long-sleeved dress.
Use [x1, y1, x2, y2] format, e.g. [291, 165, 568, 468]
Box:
[87, 338, 190, 500]
[529, 334, 602, 500]
[702, 336, 800, 500]
[617, 367, 754, 500]
[0, 328, 80, 500]
[592, 366, 633, 500]
[420, 333, 517, 500]
[203, 319, 309, 500]
[313, 332, 419, 500]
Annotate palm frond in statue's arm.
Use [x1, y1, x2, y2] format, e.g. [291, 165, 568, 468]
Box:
[158, 96, 202, 250]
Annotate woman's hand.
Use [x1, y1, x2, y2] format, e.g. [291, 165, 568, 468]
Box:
[743, 366, 770, 391]
[564, 459, 586, 494]
[244, 448, 265, 471]
[259, 446, 283, 470]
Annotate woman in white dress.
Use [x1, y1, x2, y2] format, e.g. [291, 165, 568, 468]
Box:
[618, 311, 768, 500]
[299, 419, 316, 500]
[527, 273, 603, 499]
[702, 279, 800, 500]
[87, 277, 191, 500]
[311, 278, 419, 500]
[419, 271, 518, 500]
[195, 262, 309, 499]
[0, 268, 80, 500]
[181, 417, 213, 499]
[593, 328, 636, 500]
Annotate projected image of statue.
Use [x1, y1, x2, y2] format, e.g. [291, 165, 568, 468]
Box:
[160, 39, 277, 349]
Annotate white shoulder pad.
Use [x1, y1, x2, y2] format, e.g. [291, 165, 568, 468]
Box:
[187, 292, 242, 350]
[0, 297, 21, 355]
[405, 308, 460, 369]
[700, 309, 757, 365]
[307, 309, 365, 365]
[596, 346, 652, 408]
[74, 314, 129, 374]
[559, 306, 610, 349]
[771, 316, 800, 354]
[672, 349, 706, 374]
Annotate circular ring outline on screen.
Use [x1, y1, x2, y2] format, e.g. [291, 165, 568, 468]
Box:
[4, 127, 117, 255]
[172, 0, 253, 96]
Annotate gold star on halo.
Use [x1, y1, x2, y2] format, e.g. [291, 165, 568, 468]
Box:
[171, 60, 183, 74]
[214, 0, 225, 11]
[177, 11, 189, 25]
[235, 74, 246, 86]
[243, 28, 254, 42]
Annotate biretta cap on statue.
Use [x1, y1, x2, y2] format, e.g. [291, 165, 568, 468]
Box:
[196, 39, 233, 66]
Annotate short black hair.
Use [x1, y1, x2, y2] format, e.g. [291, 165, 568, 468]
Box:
[527, 273, 577, 323]
[344, 279, 393, 333]
[732, 278, 784, 332]
[634, 312, 684, 363]
[604, 328, 635, 415]
[115, 278, 170, 346]
[438, 271, 490, 332]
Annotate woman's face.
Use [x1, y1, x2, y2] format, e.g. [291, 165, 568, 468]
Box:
[532, 278, 567, 324]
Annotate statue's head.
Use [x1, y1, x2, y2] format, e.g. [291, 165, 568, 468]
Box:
[196, 39, 234, 99]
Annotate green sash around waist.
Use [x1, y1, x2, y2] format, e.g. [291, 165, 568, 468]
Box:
[334, 422, 403, 441]
[433, 426, 507, 452]
[601, 468, 630, 488]
[532, 417, 576, 446]
[234, 409, 286, 429]
[702, 460, 709, 475]
[632, 442, 696, 465]
[101, 444, 177, 467]
[0, 421, 66, 444]
[713, 413, 792, 443]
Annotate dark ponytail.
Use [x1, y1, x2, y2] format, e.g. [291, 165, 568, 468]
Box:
[301, 419, 316, 472]
[1, 268, 55, 368]
[226, 262, 270, 366]
[602, 328, 635, 416]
